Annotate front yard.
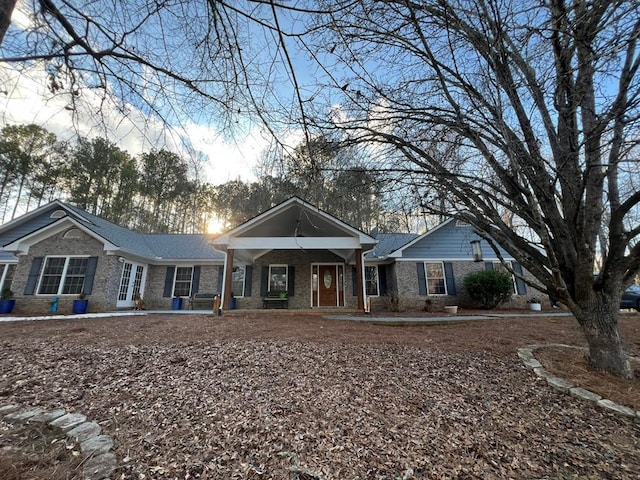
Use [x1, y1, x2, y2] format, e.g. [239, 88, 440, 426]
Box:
[1, 312, 639, 479]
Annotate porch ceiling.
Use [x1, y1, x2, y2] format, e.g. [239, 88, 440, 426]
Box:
[212, 198, 377, 263]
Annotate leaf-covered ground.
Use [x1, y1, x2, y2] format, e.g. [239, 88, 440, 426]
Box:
[0, 311, 639, 479]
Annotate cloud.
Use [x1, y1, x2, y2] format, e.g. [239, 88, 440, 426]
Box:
[0, 61, 272, 185]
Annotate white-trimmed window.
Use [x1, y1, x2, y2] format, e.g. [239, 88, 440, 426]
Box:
[425, 262, 447, 295]
[365, 266, 379, 296]
[492, 261, 517, 294]
[231, 266, 246, 297]
[269, 265, 287, 292]
[173, 266, 194, 297]
[38, 256, 89, 295]
[0, 264, 15, 293]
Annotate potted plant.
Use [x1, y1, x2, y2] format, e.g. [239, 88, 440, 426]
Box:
[528, 297, 542, 311]
[229, 292, 237, 310]
[0, 288, 15, 314]
[72, 292, 89, 314]
[172, 296, 183, 310]
[444, 304, 458, 314]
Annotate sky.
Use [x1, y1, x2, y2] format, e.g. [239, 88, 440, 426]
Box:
[0, 1, 302, 186]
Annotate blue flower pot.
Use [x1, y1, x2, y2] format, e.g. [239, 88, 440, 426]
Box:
[172, 297, 183, 310]
[72, 299, 89, 314]
[0, 299, 15, 314]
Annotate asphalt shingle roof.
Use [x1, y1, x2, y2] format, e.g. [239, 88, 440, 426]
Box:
[366, 232, 419, 258]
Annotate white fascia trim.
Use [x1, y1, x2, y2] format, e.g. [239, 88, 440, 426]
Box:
[229, 236, 363, 250]
[213, 197, 377, 246]
[3, 217, 118, 255]
[387, 218, 456, 257]
[0, 199, 67, 235]
[396, 257, 515, 262]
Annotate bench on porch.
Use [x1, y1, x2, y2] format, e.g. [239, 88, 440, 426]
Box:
[262, 290, 288, 309]
[188, 293, 218, 310]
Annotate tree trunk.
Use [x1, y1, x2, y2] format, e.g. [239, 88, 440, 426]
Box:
[0, 0, 18, 47]
[574, 295, 632, 379]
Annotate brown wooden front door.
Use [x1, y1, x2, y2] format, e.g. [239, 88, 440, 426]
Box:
[318, 265, 337, 307]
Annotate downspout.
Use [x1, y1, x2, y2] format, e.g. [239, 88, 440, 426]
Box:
[360, 246, 376, 313]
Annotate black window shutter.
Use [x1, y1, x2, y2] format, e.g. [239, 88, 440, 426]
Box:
[513, 262, 527, 295]
[416, 262, 427, 295]
[83, 257, 99, 294]
[379, 265, 388, 295]
[24, 257, 44, 295]
[287, 266, 295, 297]
[260, 266, 269, 296]
[217, 266, 224, 293]
[484, 261, 494, 270]
[163, 266, 175, 297]
[191, 266, 201, 295]
[244, 265, 253, 297]
[352, 266, 357, 296]
[443, 262, 456, 295]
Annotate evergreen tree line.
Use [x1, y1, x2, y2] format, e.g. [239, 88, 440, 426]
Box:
[0, 124, 406, 234]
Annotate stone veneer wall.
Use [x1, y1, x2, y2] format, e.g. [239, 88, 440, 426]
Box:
[10, 229, 121, 315]
[233, 249, 359, 310]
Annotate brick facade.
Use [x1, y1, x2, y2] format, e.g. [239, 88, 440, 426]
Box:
[388, 260, 543, 312]
[10, 228, 119, 315]
[233, 249, 359, 310]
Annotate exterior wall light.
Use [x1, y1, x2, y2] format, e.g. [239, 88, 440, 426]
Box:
[470, 239, 483, 262]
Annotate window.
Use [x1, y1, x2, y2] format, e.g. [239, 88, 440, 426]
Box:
[492, 261, 517, 294]
[173, 266, 193, 297]
[425, 262, 446, 295]
[38, 257, 89, 295]
[63, 228, 82, 239]
[365, 266, 379, 296]
[0, 264, 15, 293]
[269, 265, 287, 292]
[231, 266, 246, 297]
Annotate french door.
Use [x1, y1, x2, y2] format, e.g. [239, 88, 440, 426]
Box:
[117, 261, 147, 308]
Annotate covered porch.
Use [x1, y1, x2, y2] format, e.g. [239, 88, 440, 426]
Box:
[211, 197, 377, 311]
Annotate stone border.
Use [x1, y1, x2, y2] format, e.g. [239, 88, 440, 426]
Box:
[0, 403, 116, 480]
[518, 344, 640, 419]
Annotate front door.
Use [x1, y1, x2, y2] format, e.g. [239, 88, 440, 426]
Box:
[319, 265, 337, 307]
[117, 261, 147, 308]
[312, 264, 344, 307]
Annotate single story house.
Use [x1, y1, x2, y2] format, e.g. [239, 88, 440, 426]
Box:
[0, 197, 536, 315]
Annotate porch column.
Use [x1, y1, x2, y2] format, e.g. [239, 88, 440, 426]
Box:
[223, 249, 234, 310]
[355, 248, 364, 311]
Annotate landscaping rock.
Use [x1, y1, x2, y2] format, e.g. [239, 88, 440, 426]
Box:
[67, 421, 101, 443]
[50, 412, 87, 431]
[4, 407, 44, 423]
[80, 434, 114, 455]
[82, 452, 117, 480]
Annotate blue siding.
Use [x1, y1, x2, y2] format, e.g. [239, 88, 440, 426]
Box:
[400, 220, 513, 260]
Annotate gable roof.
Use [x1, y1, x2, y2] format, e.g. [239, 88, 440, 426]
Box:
[365, 232, 419, 259]
[389, 218, 515, 260]
[214, 196, 376, 244]
[211, 196, 377, 264]
[0, 200, 224, 263]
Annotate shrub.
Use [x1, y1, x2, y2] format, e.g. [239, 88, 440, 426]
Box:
[464, 270, 513, 309]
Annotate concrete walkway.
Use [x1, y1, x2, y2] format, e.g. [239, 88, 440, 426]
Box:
[1, 309, 574, 324]
[324, 311, 572, 324]
[0, 310, 215, 323]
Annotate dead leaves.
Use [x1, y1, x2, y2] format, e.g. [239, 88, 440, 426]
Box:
[0, 315, 639, 479]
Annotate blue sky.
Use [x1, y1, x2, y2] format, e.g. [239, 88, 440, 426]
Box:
[0, 1, 313, 185]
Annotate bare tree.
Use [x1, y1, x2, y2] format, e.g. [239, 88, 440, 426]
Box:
[3, 0, 639, 378]
[299, 0, 640, 377]
[0, 0, 320, 142]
